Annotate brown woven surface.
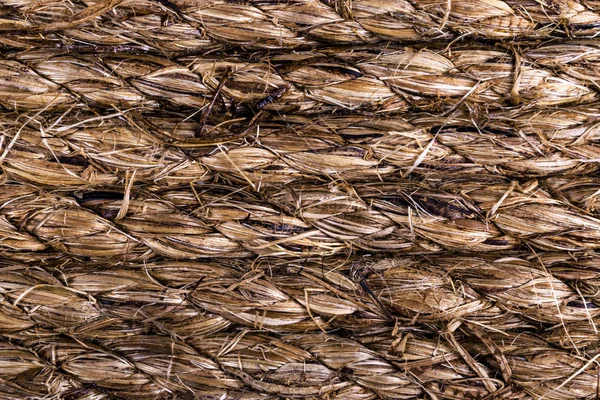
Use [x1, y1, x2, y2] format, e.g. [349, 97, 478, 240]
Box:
[2, 1, 600, 399]
[3, 0, 600, 50]
[3, 44, 600, 112]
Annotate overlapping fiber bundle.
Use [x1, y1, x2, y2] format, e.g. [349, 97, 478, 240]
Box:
[2, 1, 600, 399]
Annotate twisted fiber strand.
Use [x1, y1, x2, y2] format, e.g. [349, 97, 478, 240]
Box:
[0, 256, 557, 398]
[0, 334, 270, 400]
[3, 43, 600, 113]
[425, 175, 600, 251]
[4, 165, 600, 260]
[3, 0, 600, 51]
[0, 338, 122, 400]
[0, 258, 422, 399]
[0, 336, 95, 399]
[3, 6, 600, 400]
[71, 177, 600, 253]
[0, 261, 278, 399]
[2, 254, 600, 398]
[2, 188, 596, 400]
[0, 249, 521, 334]
[4, 132, 600, 257]
[4, 106, 600, 191]
[3, 100, 600, 258]
[0, 238, 561, 399]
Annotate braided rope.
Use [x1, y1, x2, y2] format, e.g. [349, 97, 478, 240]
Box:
[2, 1, 600, 398]
[3, 0, 600, 51]
[1, 254, 599, 398]
[3, 43, 600, 113]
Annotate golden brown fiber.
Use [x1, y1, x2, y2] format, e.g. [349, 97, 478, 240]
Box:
[2, 1, 600, 399]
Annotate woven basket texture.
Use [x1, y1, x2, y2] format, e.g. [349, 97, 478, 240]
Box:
[2, 1, 600, 399]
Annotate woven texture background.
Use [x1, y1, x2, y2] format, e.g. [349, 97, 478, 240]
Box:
[2, 1, 600, 399]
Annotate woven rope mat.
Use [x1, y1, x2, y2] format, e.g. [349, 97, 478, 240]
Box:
[2, 1, 600, 399]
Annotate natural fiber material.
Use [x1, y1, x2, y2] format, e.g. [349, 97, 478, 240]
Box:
[3, 0, 600, 51]
[4, 43, 600, 113]
[1, 254, 600, 399]
[2, 1, 600, 399]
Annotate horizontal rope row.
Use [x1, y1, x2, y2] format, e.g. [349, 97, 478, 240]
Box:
[2, 173, 600, 259]
[1, 254, 598, 399]
[3, 107, 600, 187]
[2, 0, 600, 51]
[3, 2, 600, 398]
[3, 42, 600, 114]
[2, 104, 600, 258]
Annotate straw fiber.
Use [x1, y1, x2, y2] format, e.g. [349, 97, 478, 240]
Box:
[3, 1, 600, 399]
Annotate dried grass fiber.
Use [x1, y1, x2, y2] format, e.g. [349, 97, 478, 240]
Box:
[2, 1, 600, 399]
